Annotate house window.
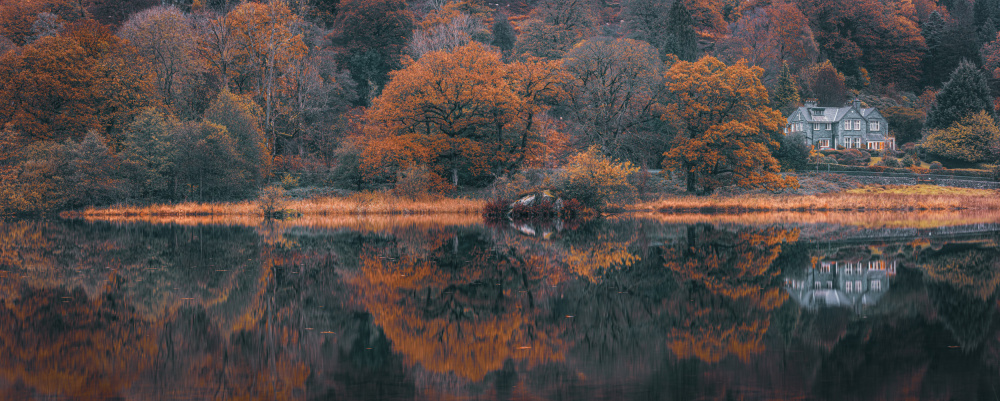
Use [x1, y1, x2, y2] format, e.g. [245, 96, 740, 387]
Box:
[818, 139, 831, 149]
[846, 138, 861, 148]
[813, 123, 821, 130]
[872, 280, 881, 291]
[853, 120, 862, 130]
[843, 121, 851, 130]
[870, 121, 880, 131]
[867, 141, 884, 150]
[856, 280, 863, 291]
[846, 281, 853, 292]
[826, 123, 832, 130]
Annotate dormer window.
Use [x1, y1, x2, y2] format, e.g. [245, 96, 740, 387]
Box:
[810, 108, 825, 116]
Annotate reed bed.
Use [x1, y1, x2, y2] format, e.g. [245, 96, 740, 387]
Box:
[74, 213, 483, 232]
[71, 192, 485, 219]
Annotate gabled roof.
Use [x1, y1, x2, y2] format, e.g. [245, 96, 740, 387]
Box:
[790, 104, 884, 123]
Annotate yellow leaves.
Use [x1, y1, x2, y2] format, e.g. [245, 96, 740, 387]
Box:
[662, 56, 796, 193]
[923, 111, 1000, 163]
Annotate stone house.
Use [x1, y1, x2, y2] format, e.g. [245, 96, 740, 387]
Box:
[785, 99, 894, 151]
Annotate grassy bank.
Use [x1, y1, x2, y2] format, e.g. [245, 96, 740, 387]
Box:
[66, 192, 485, 219]
[68, 185, 1000, 223]
[632, 185, 1000, 213]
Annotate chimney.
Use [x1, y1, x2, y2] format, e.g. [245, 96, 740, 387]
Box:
[804, 99, 817, 108]
[852, 98, 862, 109]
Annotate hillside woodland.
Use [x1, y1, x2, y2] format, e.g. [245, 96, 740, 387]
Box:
[3, 0, 1000, 212]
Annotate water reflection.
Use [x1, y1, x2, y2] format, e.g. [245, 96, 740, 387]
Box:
[1, 217, 1000, 399]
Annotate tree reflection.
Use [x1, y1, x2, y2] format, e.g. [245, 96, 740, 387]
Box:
[347, 229, 567, 382]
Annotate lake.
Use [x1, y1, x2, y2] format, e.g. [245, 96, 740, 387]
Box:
[2, 215, 1000, 400]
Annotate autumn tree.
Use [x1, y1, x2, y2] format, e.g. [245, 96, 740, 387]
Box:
[408, 4, 486, 58]
[716, 1, 818, 84]
[925, 60, 994, 130]
[0, 0, 85, 46]
[799, 61, 847, 107]
[226, 1, 308, 141]
[771, 62, 801, 114]
[204, 90, 270, 186]
[360, 42, 566, 186]
[512, 0, 595, 60]
[330, 0, 414, 104]
[560, 37, 666, 163]
[118, 6, 199, 108]
[0, 21, 157, 142]
[797, 0, 926, 86]
[923, 111, 1000, 164]
[0, 35, 102, 140]
[661, 57, 798, 194]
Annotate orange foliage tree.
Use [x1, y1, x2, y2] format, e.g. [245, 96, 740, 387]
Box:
[661, 56, 798, 194]
[360, 42, 567, 186]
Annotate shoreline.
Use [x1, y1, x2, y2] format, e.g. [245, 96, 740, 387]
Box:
[61, 186, 1000, 220]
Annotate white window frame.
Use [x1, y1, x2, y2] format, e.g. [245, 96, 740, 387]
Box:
[826, 123, 832, 130]
[872, 280, 881, 291]
[870, 121, 880, 131]
[814, 123, 821, 130]
[818, 139, 831, 149]
[853, 120, 862, 130]
[843, 121, 851, 130]
[846, 281, 853, 292]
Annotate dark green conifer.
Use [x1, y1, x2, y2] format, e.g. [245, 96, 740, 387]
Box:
[771, 62, 801, 115]
[663, 2, 697, 62]
[925, 60, 994, 129]
[490, 12, 516, 54]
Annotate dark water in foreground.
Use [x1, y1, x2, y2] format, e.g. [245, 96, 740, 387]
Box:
[2, 217, 1000, 400]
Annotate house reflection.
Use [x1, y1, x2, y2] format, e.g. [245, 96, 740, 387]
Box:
[785, 259, 896, 311]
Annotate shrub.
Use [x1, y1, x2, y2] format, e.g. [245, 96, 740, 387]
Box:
[879, 157, 901, 168]
[280, 173, 299, 190]
[482, 198, 509, 222]
[557, 146, 640, 210]
[901, 142, 918, 155]
[392, 165, 453, 199]
[835, 149, 869, 166]
[993, 165, 1000, 182]
[900, 155, 914, 167]
[560, 198, 585, 218]
[929, 161, 944, 170]
[258, 185, 287, 218]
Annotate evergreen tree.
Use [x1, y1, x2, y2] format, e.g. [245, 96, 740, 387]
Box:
[490, 12, 516, 55]
[926, 60, 994, 129]
[771, 62, 801, 115]
[663, 2, 697, 62]
[119, 108, 177, 200]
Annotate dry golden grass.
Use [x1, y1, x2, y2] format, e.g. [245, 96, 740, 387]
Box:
[72, 213, 483, 232]
[619, 210, 1000, 229]
[632, 186, 1000, 213]
[70, 192, 485, 219]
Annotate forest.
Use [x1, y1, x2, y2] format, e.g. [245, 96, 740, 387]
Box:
[3, 0, 1000, 213]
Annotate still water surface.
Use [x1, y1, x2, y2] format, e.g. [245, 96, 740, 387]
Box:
[2, 216, 1000, 400]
